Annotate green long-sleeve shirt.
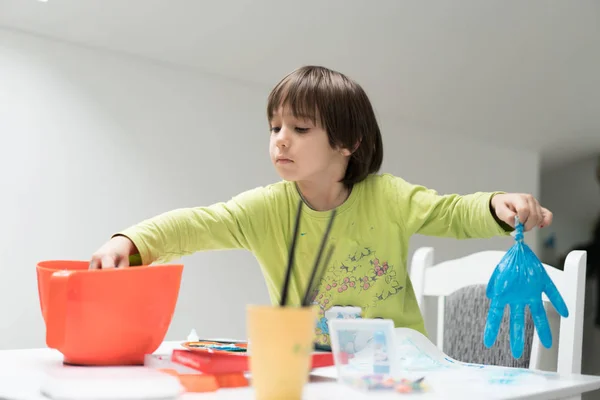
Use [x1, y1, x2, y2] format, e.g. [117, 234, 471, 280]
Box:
[119, 173, 509, 345]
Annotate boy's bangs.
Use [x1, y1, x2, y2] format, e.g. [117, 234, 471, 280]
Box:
[267, 75, 321, 125]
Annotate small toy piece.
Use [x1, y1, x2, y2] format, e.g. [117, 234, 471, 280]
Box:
[394, 377, 427, 393]
[342, 375, 427, 393]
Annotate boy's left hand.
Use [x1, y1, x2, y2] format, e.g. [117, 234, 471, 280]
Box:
[491, 193, 552, 232]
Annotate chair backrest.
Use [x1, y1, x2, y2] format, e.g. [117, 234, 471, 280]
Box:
[410, 247, 587, 374]
[442, 283, 535, 368]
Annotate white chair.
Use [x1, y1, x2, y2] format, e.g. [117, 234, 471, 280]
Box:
[410, 247, 586, 378]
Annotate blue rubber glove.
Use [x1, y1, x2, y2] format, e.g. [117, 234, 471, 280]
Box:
[483, 217, 569, 358]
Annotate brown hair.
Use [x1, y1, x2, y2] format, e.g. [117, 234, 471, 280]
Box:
[267, 65, 383, 187]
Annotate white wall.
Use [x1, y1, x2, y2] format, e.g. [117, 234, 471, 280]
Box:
[539, 155, 600, 264]
[0, 28, 276, 349]
[0, 28, 540, 349]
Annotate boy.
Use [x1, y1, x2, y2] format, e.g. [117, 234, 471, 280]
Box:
[90, 66, 552, 346]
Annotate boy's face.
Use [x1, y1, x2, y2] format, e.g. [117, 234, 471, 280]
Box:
[269, 106, 351, 183]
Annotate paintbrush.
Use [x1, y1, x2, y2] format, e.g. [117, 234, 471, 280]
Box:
[302, 244, 335, 307]
[302, 208, 336, 307]
[302, 209, 337, 306]
[279, 200, 303, 306]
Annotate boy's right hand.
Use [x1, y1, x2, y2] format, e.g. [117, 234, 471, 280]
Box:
[89, 235, 137, 269]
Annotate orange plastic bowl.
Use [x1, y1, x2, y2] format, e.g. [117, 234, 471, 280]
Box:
[36, 260, 183, 366]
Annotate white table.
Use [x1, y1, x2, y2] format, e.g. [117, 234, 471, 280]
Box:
[0, 341, 599, 400]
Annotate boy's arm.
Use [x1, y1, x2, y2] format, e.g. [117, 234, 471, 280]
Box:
[389, 177, 512, 239]
[116, 188, 268, 265]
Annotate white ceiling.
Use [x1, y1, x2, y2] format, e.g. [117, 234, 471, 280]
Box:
[1, 0, 599, 170]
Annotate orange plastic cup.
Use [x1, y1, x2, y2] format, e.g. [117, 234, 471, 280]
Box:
[36, 260, 183, 366]
[247, 305, 317, 400]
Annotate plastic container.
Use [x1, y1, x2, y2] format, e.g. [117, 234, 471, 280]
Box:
[328, 318, 398, 379]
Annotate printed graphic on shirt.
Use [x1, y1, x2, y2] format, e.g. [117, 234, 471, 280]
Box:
[312, 246, 404, 346]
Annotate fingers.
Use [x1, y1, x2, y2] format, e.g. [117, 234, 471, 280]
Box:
[493, 197, 518, 228]
[513, 195, 551, 231]
[509, 303, 526, 359]
[530, 300, 553, 348]
[512, 195, 531, 229]
[544, 278, 569, 318]
[526, 196, 543, 231]
[100, 255, 116, 269]
[527, 196, 546, 231]
[492, 193, 553, 231]
[89, 253, 124, 269]
[540, 207, 553, 229]
[116, 255, 130, 269]
[89, 236, 137, 270]
[88, 258, 100, 270]
[484, 299, 505, 348]
[516, 195, 541, 231]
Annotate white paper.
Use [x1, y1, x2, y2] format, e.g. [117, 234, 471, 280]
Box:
[390, 328, 560, 396]
[39, 366, 183, 400]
